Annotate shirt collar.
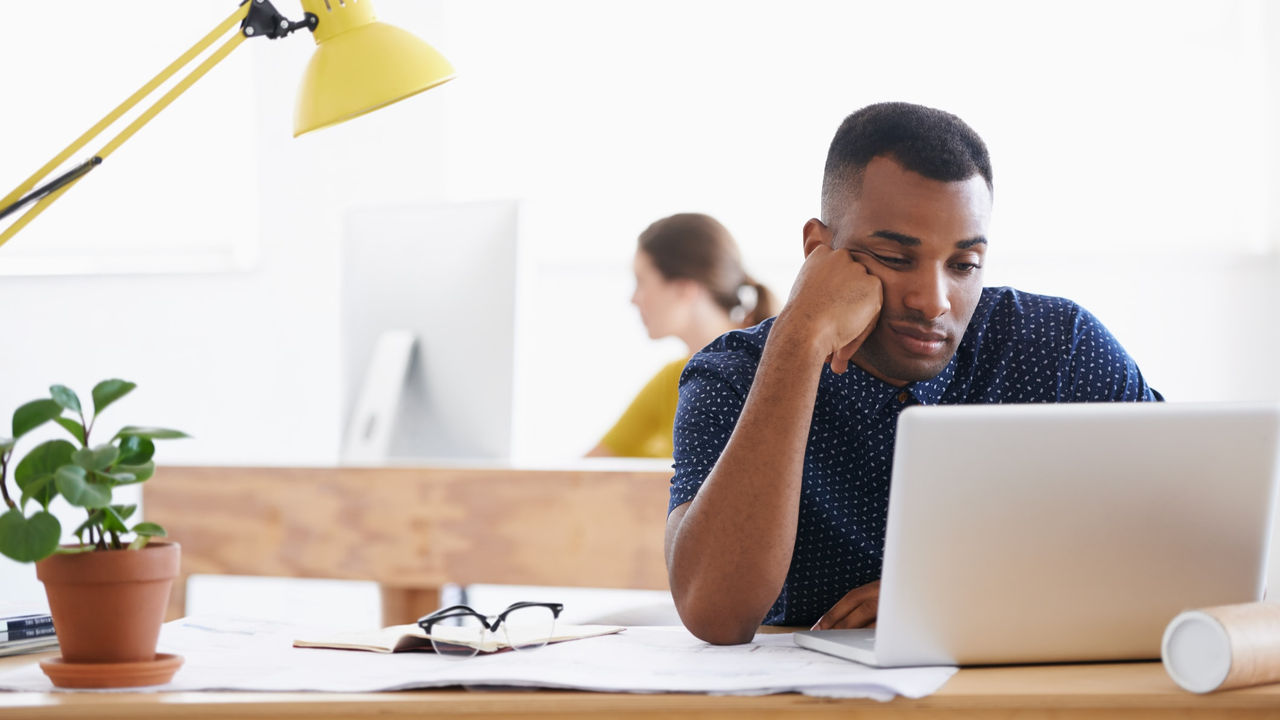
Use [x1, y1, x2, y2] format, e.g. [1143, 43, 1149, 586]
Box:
[831, 352, 958, 414]
[908, 353, 957, 405]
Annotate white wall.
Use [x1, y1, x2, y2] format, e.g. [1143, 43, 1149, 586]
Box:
[2, 1, 1279, 595]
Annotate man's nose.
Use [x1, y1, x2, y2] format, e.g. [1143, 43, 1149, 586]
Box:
[902, 269, 950, 320]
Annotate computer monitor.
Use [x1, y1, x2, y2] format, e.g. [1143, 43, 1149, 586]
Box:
[339, 200, 519, 463]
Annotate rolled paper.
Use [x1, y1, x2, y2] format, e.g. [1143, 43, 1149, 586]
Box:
[1162, 602, 1280, 693]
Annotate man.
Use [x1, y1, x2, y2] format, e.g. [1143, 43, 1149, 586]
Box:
[664, 102, 1161, 645]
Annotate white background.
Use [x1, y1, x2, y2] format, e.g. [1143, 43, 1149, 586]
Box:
[1, 1, 1278, 603]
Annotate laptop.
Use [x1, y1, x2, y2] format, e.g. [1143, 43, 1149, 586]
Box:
[794, 402, 1280, 667]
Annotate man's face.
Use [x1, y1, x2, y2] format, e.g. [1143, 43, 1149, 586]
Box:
[826, 155, 992, 386]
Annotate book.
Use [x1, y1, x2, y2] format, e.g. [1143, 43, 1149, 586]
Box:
[0, 635, 58, 658]
[294, 622, 624, 654]
[1, 624, 56, 643]
[0, 613, 53, 632]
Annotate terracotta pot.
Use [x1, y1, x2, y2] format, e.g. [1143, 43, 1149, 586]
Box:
[35, 541, 180, 664]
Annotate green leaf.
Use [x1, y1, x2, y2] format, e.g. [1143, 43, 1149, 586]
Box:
[94, 470, 136, 484]
[102, 506, 129, 534]
[49, 385, 82, 414]
[18, 476, 53, 510]
[111, 504, 137, 521]
[15, 440, 76, 483]
[117, 436, 155, 465]
[91, 380, 136, 417]
[55, 544, 95, 555]
[128, 535, 151, 550]
[52, 417, 86, 446]
[54, 465, 111, 509]
[12, 399, 63, 439]
[131, 522, 166, 537]
[113, 461, 154, 484]
[73, 511, 103, 540]
[72, 444, 119, 472]
[14, 440, 75, 508]
[0, 509, 61, 563]
[115, 426, 189, 441]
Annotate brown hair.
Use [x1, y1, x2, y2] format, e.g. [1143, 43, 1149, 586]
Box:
[637, 213, 776, 328]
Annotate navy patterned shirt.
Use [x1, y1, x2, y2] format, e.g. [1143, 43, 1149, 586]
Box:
[668, 287, 1162, 626]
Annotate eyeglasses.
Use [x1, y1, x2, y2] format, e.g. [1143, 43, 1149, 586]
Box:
[417, 601, 564, 658]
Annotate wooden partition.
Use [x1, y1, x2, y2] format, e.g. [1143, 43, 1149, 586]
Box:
[143, 465, 673, 624]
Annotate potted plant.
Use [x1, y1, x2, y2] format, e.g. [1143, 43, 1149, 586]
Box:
[0, 379, 188, 688]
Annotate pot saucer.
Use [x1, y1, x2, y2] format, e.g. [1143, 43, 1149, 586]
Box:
[40, 652, 183, 688]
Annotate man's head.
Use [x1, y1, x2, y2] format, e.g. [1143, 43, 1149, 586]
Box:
[808, 102, 994, 386]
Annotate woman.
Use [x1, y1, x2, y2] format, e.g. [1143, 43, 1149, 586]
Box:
[588, 213, 775, 458]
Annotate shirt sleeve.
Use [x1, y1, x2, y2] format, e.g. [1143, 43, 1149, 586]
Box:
[668, 353, 751, 514]
[1058, 306, 1163, 402]
[599, 360, 684, 458]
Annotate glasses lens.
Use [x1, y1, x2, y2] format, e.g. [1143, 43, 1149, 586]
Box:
[502, 605, 557, 651]
[428, 613, 486, 658]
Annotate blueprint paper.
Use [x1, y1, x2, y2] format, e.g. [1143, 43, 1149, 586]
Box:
[0, 616, 955, 700]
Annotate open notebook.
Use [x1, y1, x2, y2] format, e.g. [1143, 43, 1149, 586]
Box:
[294, 622, 624, 654]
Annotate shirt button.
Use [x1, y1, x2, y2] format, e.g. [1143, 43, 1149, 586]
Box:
[897, 391, 911, 403]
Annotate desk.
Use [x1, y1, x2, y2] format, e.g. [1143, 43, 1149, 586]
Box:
[143, 465, 673, 623]
[3, 650, 1280, 719]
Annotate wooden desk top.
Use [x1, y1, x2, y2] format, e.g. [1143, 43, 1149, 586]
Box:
[3, 649, 1280, 719]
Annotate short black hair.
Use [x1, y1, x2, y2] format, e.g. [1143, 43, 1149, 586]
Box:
[821, 102, 993, 220]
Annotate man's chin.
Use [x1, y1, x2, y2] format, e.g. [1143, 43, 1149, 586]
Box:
[853, 346, 953, 386]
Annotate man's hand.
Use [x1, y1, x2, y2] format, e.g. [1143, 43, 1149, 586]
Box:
[811, 580, 880, 630]
[780, 223, 883, 374]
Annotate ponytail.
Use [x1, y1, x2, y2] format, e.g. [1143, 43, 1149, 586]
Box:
[731, 277, 776, 328]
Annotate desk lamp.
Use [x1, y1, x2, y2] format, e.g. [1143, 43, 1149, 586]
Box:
[0, 0, 455, 250]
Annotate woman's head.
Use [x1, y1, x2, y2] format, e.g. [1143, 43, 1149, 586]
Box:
[631, 213, 775, 341]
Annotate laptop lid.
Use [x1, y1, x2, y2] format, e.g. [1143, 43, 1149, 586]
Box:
[872, 402, 1280, 667]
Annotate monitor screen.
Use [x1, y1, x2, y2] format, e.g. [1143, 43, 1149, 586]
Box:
[340, 200, 519, 463]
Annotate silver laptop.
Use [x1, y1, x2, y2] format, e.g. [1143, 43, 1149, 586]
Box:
[794, 402, 1280, 667]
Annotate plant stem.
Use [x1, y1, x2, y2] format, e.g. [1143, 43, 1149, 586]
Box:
[0, 453, 14, 510]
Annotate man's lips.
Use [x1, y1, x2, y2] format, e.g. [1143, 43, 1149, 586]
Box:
[887, 322, 948, 356]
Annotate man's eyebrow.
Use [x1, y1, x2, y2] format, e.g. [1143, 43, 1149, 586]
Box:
[870, 230, 920, 247]
[869, 231, 988, 249]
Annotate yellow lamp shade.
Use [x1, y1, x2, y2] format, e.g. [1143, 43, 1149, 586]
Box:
[293, 1, 455, 137]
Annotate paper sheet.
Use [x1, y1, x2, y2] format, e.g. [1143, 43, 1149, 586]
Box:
[0, 615, 956, 700]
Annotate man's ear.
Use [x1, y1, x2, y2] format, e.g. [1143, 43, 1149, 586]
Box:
[802, 218, 834, 258]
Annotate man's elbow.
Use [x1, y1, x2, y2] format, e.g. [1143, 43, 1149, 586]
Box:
[675, 602, 763, 645]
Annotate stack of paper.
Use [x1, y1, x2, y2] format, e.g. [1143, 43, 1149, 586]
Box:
[0, 616, 956, 700]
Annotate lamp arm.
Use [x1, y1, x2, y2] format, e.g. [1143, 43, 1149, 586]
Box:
[0, 2, 257, 250]
[0, 157, 100, 223]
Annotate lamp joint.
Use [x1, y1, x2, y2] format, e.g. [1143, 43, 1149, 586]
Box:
[240, 0, 317, 40]
[0, 157, 102, 223]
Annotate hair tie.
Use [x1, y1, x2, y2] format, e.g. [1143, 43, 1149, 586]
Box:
[730, 283, 759, 324]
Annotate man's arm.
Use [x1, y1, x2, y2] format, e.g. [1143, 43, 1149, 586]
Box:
[665, 230, 881, 644]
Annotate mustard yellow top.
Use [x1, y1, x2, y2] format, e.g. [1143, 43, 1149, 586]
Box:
[599, 358, 688, 458]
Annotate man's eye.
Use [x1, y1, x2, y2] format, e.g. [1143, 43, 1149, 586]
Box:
[872, 254, 910, 267]
[951, 262, 982, 274]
